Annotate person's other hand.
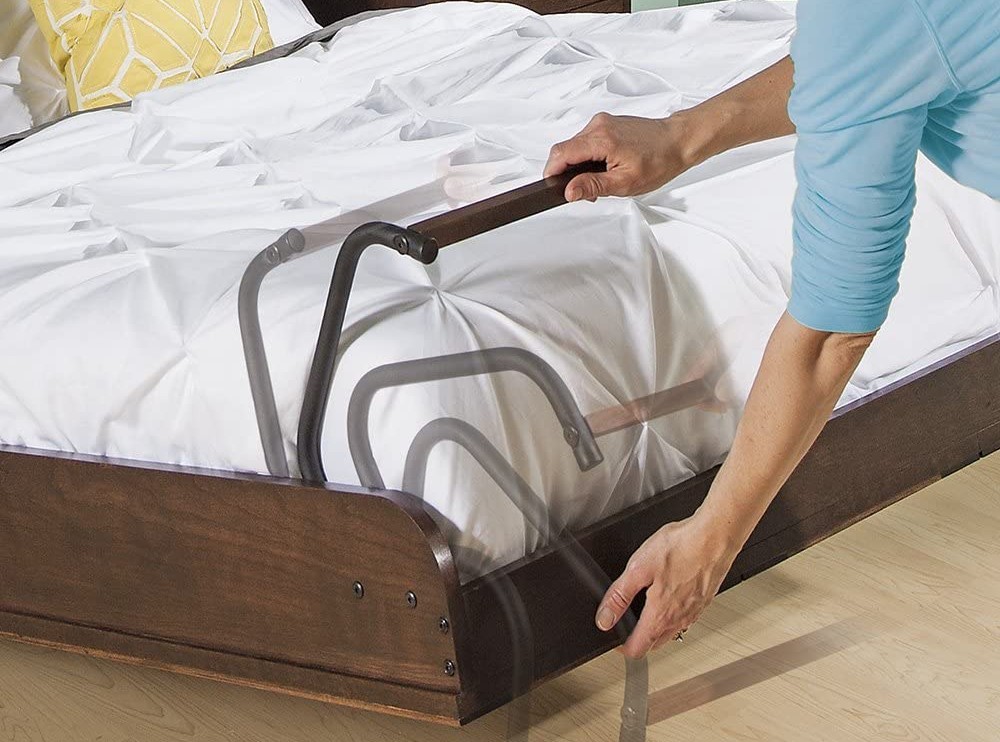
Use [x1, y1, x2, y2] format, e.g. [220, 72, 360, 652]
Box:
[595, 511, 739, 659]
[544, 112, 697, 202]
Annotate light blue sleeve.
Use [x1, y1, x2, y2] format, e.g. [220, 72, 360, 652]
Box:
[786, 0, 956, 333]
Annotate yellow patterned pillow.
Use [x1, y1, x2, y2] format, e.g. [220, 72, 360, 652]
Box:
[29, 0, 274, 111]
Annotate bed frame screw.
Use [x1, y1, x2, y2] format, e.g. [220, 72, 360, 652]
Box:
[564, 426, 580, 447]
[444, 660, 456, 676]
[352, 581, 365, 599]
[393, 235, 409, 254]
[438, 617, 450, 634]
[406, 591, 418, 608]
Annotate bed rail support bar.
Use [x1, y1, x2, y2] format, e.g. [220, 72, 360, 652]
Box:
[298, 222, 439, 482]
[297, 163, 603, 483]
[347, 349, 603, 490]
[239, 228, 307, 477]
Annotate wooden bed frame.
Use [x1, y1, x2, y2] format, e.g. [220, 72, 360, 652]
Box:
[2, 0, 998, 733]
[303, 0, 630, 26]
[3, 328, 998, 727]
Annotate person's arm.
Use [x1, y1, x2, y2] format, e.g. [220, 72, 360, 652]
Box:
[591, 0, 956, 658]
[694, 319, 875, 560]
[596, 315, 872, 655]
[543, 56, 794, 201]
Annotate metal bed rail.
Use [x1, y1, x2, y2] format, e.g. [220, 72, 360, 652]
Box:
[295, 161, 607, 483]
[345, 354, 650, 742]
[236, 161, 713, 742]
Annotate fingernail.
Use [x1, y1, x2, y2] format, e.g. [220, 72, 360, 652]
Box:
[596, 607, 615, 631]
[566, 187, 580, 202]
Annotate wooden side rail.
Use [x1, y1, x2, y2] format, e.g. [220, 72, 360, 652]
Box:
[455, 333, 1000, 722]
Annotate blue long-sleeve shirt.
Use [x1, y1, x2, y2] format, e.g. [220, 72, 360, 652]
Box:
[786, 0, 1000, 334]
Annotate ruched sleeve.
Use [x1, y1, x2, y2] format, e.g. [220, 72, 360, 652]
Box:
[786, 0, 957, 333]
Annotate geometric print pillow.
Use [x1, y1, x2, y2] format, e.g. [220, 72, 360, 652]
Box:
[29, 0, 273, 111]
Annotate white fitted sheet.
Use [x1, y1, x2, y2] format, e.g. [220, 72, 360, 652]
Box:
[259, 0, 322, 44]
[0, 0, 67, 128]
[0, 56, 33, 138]
[0, 2, 997, 579]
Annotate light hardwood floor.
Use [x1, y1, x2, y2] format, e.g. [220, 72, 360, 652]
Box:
[2, 452, 998, 742]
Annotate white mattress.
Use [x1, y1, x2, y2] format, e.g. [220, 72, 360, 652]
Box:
[0, 2, 997, 579]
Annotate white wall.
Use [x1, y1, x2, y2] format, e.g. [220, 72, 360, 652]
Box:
[631, 1, 720, 14]
[631, 0, 679, 10]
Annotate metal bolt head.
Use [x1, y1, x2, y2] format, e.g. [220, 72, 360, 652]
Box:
[393, 235, 409, 254]
[563, 426, 580, 447]
[285, 228, 306, 254]
[444, 660, 456, 677]
[352, 581, 365, 599]
[438, 617, 450, 634]
[406, 591, 418, 608]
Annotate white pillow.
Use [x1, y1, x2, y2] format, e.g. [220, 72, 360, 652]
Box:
[0, 0, 320, 132]
[0, 0, 68, 127]
[258, 0, 323, 46]
[0, 56, 34, 138]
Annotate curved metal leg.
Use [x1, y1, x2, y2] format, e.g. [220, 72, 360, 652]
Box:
[401, 418, 647, 742]
[454, 546, 535, 742]
[297, 221, 438, 483]
[347, 348, 603, 490]
[238, 228, 306, 477]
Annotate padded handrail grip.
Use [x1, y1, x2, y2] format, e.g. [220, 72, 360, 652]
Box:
[407, 161, 605, 248]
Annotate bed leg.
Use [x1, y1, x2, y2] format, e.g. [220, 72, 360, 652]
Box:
[620, 657, 649, 742]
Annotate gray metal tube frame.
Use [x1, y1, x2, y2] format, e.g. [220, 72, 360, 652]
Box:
[298, 222, 438, 483]
[236, 216, 646, 740]
[347, 348, 604, 490]
[401, 417, 648, 742]
[237, 228, 306, 478]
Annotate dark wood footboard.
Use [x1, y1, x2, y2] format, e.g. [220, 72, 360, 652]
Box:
[0, 450, 467, 723]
